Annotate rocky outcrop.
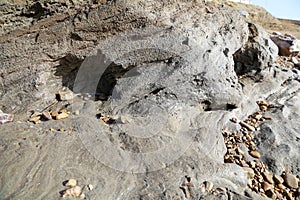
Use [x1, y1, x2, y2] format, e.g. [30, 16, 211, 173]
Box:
[0, 1, 299, 200]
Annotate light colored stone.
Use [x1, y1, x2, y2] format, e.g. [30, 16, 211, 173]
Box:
[58, 91, 74, 101]
[205, 181, 213, 192]
[283, 173, 299, 189]
[56, 112, 69, 120]
[62, 186, 82, 198]
[65, 179, 77, 187]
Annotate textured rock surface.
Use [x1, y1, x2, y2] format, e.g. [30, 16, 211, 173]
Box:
[0, 0, 299, 200]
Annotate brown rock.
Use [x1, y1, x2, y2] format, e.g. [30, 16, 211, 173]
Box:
[62, 186, 82, 197]
[249, 151, 261, 158]
[231, 117, 238, 123]
[273, 174, 284, 184]
[240, 121, 256, 132]
[29, 116, 41, 124]
[262, 172, 274, 184]
[262, 181, 273, 192]
[283, 173, 299, 189]
[42, 111, 52, 120]
[56, 112, 69, 120]
[205, 181, 213, 192]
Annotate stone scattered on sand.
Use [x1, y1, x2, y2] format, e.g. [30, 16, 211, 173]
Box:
[283, 173, 299, 189]
[87, 184, 93, 191]
[42, 111, 52, 120]
[79, 193, 85, 199]
[62, 186, 82, 198]
[29, 116, 41, 124]
[58, 91, 74, 101]
[249, 151, 261, 158]
[205, 181, 214, 192]
[65, 179, 77, 187]
[240, 121, 255, 132]
[55, 110, 69, 120]
[262, 172, 274, 184]
[273, 174, 284, 184]
[0, 109, 14, 125]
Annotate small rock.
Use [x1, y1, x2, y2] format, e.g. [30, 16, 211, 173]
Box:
[240, 121, 256, 132]
[262, 181, 273, 192]
[65, 179, 77, 187]
[273, 174, 284, 184]
[62, 186, 82, 198]
[79, 193, 85, 199]
[51, 111, 59, 118]
[277, 183, 286, 189]
[74, 110, 80, 115]
[0, 109, 14, 125]
[58, 91, 74, 101]
[42, 111, 52, 120]
[283, 173, 299, 189]
[262, 116, 272, 120]
[87, 184, 94, 191]
[230, 117, 238, 123]
[291, 57, 299, 64]
[249, 151, 261, 158]
[29, 116, 41, 124]
[205, 181, 213, 192]
[179, 186, 190, 198]
[262, 172, 274, 184]
[243, 167, 255, 179]
[56, 112, 69, 120]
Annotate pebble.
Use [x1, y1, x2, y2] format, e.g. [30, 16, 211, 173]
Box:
[231, 117, 238, 123]
[205, 181, 213, 192]
[283, 173, 299, 189]
[58, 91, 74, 101]
[240, 121, 256, 132]
[87, 184, 94, 191]
[42, 111, 52, 120]
[75, 110, 80, 115]
[79, 193, 85, 199]
[262, 181, 273, 192]
[249, 151, 261, 158]
[273, 174, 284, 184]
[262, 172, 274, 184]
[65, 179, 77, 187]
[56, 112, 69, 120]
[29, 116, 41, 124]
[62, 186, 82, 197]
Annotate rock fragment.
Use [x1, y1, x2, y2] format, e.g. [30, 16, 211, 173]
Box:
[42, 111, 52, 120]
[62, 186, 82, 198]
[283, 173, 299, 189]
[273, 174, 284, 184]
[58, 91, 74, 101]
[0, 109, 14, 125]
[249, 151, 261, 158]
[240, 121, 255, 132]
[65, 179, 77, 187]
